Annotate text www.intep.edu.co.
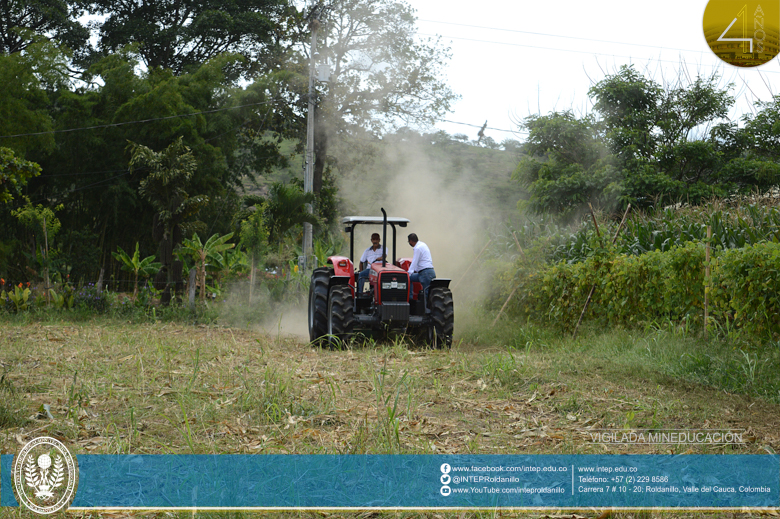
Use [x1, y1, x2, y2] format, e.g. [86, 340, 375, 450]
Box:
[576, 466, 638, 473]
[451, 466, 568, 473]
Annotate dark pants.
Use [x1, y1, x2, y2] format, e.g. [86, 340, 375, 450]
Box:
[409, 268, 436, 300]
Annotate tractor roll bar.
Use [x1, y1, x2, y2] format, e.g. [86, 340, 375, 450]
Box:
[381, 208, 387, 267]
[342, 215, 409, 267]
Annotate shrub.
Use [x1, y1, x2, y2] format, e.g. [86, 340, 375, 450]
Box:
[710, 242, 780, 337]
[510, 241, 780, 339]
[74, 284, 111, 313]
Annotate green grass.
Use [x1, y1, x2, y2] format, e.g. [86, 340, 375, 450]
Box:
[0, 374, 28, 428]
[465, 312, 780, 406]
[673, 345, 780, 401]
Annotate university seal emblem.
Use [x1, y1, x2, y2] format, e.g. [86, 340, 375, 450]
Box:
[13, 437, 78, 514]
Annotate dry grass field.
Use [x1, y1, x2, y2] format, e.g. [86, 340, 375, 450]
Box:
[1, 318, 779, 518]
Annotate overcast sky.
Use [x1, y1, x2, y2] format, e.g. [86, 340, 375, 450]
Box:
[408, 0, 780, 143]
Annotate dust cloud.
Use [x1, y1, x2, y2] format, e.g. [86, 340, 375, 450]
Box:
[255, 303, 310, 340]
[335, 135, 510, 307]
[217, 289, 312, 340]
[218, 134, 520, 339]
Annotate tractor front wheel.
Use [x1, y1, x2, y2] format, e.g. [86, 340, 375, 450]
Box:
[428, 287, 454, 349]
[327, 285, 354, 348]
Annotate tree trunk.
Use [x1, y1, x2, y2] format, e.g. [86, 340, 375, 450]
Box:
[188, 268, 197, 309]
[171, 225, 184, 298]
[199, 252, 207, 302]
[154, 215, 185, 306]
[170, 259, 183, 303]
[43, 217, 50, 304]
[153, 214, 172, 304]
[249, 252, 255, 304]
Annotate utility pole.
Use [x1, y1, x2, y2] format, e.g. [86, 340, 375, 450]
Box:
[302, 2, 327, 272]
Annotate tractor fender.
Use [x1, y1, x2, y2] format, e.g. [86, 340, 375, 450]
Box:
[327, 256, 354, 279]
[428, 278, 451, 290]
[328, 276, 352, 289]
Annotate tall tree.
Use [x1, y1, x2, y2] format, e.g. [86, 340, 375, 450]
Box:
[589, 66, 732, 167]
[0, 42, 63, 281]
[25, 51, 283, 282]
[84, 0, 291, 75]
[515, 67, 738, 217]
[588, 66, 734, 206]
[128, 136, 205, 303]
[512, 111, 618, 217]
[0, 148, 40, 204]
[306, 0, 458, 192]
[0, 0, 88, 57]
[0, 43, 60, 157]
[739, 95, 780, 161]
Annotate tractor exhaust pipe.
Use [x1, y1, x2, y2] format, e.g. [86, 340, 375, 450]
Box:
[381, 207, 387, 267]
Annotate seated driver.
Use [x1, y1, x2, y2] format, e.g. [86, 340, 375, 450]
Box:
[357, 233, 386, 292]
[407, 233, 436, 300]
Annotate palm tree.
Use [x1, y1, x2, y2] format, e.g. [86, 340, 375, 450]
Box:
[128, 137, 207, 304]
[264, 182, 319, 255]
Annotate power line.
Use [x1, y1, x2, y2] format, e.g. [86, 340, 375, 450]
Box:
[40, 168, 130, 178]
[36, 108, 265, 179]
[418, 19, 704, 54]
[440, 119, 525, 134]
[0, 99, 278, 140]
[419, 32, 705, 65]
[416, 31, 780, 75]
[11, 171, 133, 209]
[65, 171, 131, 192]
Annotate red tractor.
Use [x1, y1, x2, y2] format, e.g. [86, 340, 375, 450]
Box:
[308, 209, 454, 348]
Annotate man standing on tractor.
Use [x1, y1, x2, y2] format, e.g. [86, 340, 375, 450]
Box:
[407, 233, 436, 300]
[357, 232, 386, 292]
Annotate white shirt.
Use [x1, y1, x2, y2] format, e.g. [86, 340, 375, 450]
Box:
[360, 245, 386, 267]
[408, 241, 434, 274]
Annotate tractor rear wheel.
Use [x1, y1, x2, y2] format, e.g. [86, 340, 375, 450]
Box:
[308, 268, 330, 344]
[428, 287, 454, 349]
[327, 285, 354, 348]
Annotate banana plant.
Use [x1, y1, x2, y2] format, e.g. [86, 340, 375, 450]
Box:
[220, 245, 249, 280]
[177, 233, 234, 301]
[112, 243, 161, 300]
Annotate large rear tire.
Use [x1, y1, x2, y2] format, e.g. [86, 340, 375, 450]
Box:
[428, 287, 454, 349]
[308, 268, 330, 344]
[327, 285, 354, 348]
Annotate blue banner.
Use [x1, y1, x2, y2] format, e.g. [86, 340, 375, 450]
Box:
[2, 454, 778, 509]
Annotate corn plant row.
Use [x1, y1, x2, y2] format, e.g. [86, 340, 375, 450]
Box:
[546, 204, 780, 264]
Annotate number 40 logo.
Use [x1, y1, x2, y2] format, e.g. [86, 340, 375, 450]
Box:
[703, 0, 779, 67]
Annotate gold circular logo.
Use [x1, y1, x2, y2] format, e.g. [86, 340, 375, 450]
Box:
[703, 0, 780, 66]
